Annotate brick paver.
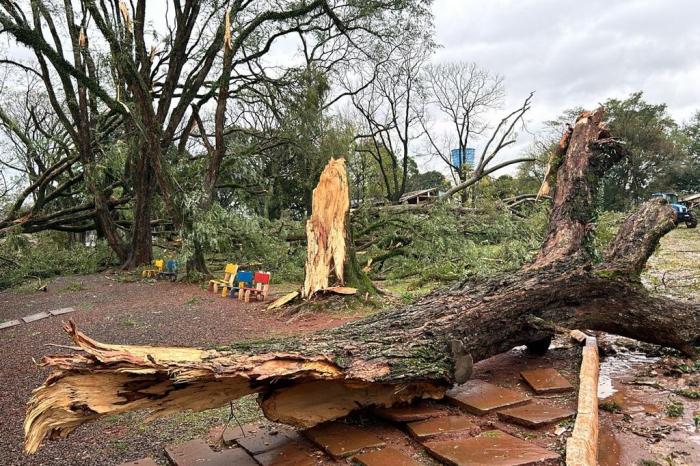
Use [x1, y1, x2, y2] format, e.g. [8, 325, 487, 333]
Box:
[497, 403, 575, 427]
[406, 415, 478, 439]
[520, 368, 573, 394]
[353, 447, 423, 465]
[423, 430, 559, 465]
[165, 438, 257, 466]
[446, 380, 530, 415]
[374, 404, 447, 422]
[304, 422, 386, 458]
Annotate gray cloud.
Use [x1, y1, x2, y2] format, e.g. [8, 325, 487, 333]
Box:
[419, 0, 700, 173]
[433, 0, 700, 122]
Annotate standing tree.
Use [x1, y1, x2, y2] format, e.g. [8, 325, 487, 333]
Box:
[350, 32, 433, 202]
[0, 0, 434, 270]
[600, 92, 683, 210]
[420, 62, 535, 204]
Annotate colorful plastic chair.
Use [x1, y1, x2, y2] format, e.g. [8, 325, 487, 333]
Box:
[239, 272, 271, 302]
[229, 271, 254, 298]
[159, 259, 178, 281]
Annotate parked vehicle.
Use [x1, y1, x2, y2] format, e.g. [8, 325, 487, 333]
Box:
[652, 192, 698, 228]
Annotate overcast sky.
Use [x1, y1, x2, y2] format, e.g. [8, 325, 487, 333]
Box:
[411, 0, 700, 173]
[432, 0, 700, 124]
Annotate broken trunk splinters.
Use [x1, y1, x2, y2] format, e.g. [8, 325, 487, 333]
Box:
[302, 158, 349, 299]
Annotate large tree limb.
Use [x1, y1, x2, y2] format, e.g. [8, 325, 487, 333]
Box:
[23, 109, 700, 454]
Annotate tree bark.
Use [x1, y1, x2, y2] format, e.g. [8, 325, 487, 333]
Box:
[124, 142, 155, 269]
[23, 109, 700, 454]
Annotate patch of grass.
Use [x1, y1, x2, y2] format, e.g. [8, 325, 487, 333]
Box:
[665, 399, 684, 418]
[674, 388, 700, 399]
[558, 417, 575, 428]
[599, 400, 622, 413]
[672, 360, 700, 374]
[638, 460, 662, 466]
[185, 296, 202, 306]
[109, 439, 130, 453]
[0, 231, 115, 290]
[120, 316, 138, 328]
[10, 280, 44, 294]
[77, 302, 95, 311]
[694, 414, 700, 429]
[61, 282, 85, 292]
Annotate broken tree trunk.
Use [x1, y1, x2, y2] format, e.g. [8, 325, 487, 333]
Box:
[302, 158, 350, 298]
[24, 109, 700, 454]
[300, 157, 375, 298]
[269, 158, 374, 309]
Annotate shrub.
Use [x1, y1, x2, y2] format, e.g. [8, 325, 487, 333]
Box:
[0, 231, 115, 290]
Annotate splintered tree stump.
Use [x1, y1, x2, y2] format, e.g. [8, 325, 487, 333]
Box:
[302, 158, 349, 298]
[23, 109, 700, 454]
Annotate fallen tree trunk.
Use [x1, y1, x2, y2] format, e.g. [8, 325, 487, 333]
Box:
[24, 109, 700, 454]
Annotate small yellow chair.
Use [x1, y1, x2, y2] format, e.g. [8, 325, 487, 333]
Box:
[142, 259, 164, 278]
[219, 266, 241, 298]
[208, 263, 238, 295]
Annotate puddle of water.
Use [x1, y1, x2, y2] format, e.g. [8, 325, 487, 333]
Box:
[602, 388, 661, 415]
[598, 348, 658, 399]
[598, 425, 622, 466]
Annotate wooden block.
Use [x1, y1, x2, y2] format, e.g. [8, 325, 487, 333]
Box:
[268, 291, 299, 310]
[49, 307, 76, 316]
[22, 312, 51, 323]
[566, 339, 599, 466]
[570, 330, 588, 345]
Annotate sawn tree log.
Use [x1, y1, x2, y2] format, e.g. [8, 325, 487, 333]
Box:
[24, 108, 700, 454]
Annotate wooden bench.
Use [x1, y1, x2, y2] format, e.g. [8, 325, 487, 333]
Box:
[238, 272, 271, 302]
[208, 263, 238, 295]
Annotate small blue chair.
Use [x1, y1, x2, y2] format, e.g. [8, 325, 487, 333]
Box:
[229, 270, 254, 298]
[158, 259, 178, 281]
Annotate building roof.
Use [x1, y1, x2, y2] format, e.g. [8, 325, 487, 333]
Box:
[398, 188, 439, 203]
[681, 193, 700, 202]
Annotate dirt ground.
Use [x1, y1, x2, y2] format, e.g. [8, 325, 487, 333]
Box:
[0, 275, 362, 465]
[1, 227, 699, 466]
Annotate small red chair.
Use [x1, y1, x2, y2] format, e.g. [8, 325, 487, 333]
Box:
[238, 272, 271, 302]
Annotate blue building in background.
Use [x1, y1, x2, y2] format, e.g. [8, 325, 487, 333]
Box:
[451, 148, 475, 169]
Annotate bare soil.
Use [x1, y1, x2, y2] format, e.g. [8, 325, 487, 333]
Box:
[0, 274, 361, 465]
